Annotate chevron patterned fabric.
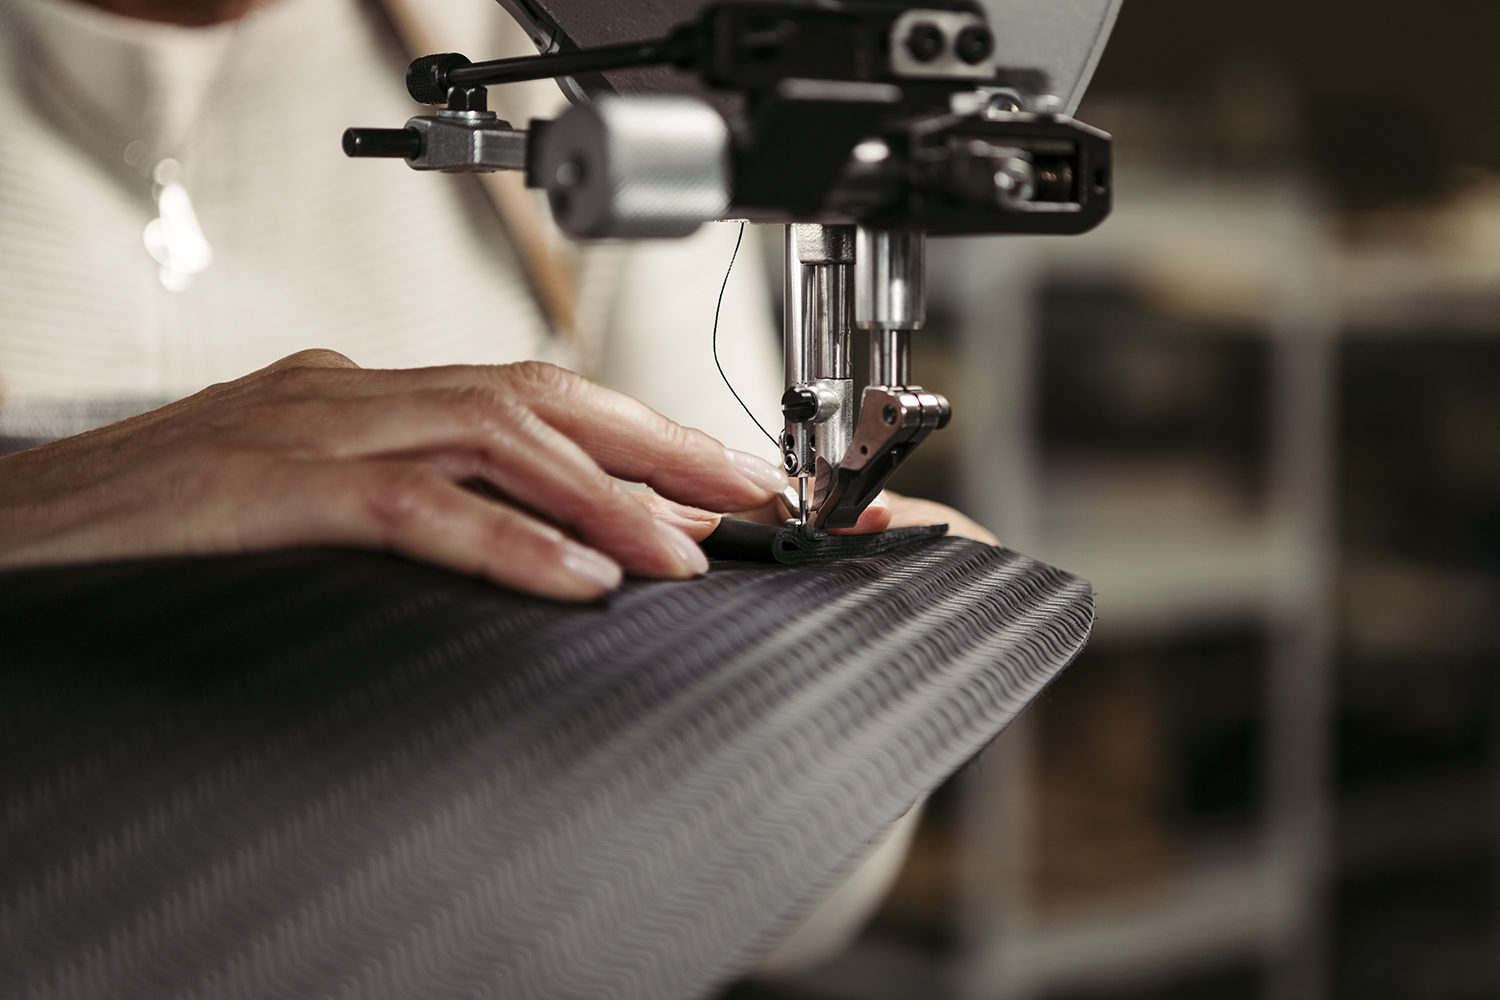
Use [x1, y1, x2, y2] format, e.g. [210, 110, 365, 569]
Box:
[0, 539, 1092, 999]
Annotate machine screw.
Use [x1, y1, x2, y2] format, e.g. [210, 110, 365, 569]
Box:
[954, 25, 994, 65]
[781, 386, 819, 423]
[904, 22, 944, 62]
[882, 404, 898, 425]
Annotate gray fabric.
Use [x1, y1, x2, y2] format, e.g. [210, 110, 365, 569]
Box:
[0, 540, 1092, 999]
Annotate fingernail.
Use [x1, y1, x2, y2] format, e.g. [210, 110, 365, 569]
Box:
[560, 540, 623, 591]
[725, 448, 788, 493]
[655, 519, 710, 577]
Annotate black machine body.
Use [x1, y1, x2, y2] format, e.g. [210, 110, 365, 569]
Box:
[345, 0, 1112, 240]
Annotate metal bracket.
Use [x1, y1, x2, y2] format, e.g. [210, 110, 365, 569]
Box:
[814, 385, 950, 531]
[405, 112, 528, 172]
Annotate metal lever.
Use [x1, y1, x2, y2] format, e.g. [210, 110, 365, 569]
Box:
[404, 29, 698, 105]
[815, 386, 950, 530]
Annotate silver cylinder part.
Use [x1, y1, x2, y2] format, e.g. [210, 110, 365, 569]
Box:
[784, 226, 811, 388]
[785, 225, 857, 386]
[870, 328, 912, 387]
[855, 228, 927, 332]
[535, 96, 730, 239]
[804, 264, 851, 380]
[784, 224, 859, 507]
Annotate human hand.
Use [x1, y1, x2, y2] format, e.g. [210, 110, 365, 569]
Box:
[0, 351, 789, 601]
[872, 489, 998, 544]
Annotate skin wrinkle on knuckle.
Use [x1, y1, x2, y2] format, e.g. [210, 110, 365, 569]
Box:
[498, 400, 623, 510]
[279, 348, 357, 371]
[476, 513, 557, 582]
[595, 477, 652, 526]
[605, 420, 705, 491]
[504, 467, 661, 571]
[497, 359, 572, 401]
[526, 466, 638, 541]
[364, 465, 451, 548]
[496, 403, 563, 469]
[655, 421, 702, 467]
[492, 367, 727, 501]
[251, 356, 364, 404]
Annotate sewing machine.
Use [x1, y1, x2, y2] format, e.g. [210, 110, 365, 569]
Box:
[345, 0, 1117, 535]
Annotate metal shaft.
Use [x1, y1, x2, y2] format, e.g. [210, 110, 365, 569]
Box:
[785, 224, 856, 381]
[804, 264, 850, 379]
[783, 224, 857, 528]
[856, 228, 926, 387]
[784, 226, 811, 389]
[869, 328, 911, 386]
[448, 35, 689, 89]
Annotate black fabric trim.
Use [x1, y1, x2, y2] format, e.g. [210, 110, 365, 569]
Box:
[700, 519, 950, 565]
[770, 522, 949, 565]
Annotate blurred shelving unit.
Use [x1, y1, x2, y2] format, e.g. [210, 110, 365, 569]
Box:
[747, 166, 1500, 1000]
[1328, 242, 1500, 996]
[942, 168, 1339, 1000]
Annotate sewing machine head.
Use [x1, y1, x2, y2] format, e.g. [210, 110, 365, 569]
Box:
[345, 0, 1118, 535]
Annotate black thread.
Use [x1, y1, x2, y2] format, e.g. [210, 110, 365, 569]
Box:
[712, 222, 779, 450]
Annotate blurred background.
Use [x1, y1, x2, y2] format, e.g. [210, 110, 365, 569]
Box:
[730, 1, 1500, 997]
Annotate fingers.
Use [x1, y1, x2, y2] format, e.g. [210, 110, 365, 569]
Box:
[822, 490, 998, 543]
[415, 362, 786, 511]
[208, 357, 786, 513]
[880, 490, 999, 544]
[8, 354, 782, 596]
[196, 363, 771, 579]
[254, 458, 627, 602]
[630, 493, 723, 543]
[828, 493, 893, 536]
[234, 389, 709, 580]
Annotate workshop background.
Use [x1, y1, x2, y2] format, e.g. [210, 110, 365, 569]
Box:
[730, 1, 1500, 998]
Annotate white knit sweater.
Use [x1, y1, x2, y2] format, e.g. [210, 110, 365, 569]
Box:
[0, 0, 782, 454]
